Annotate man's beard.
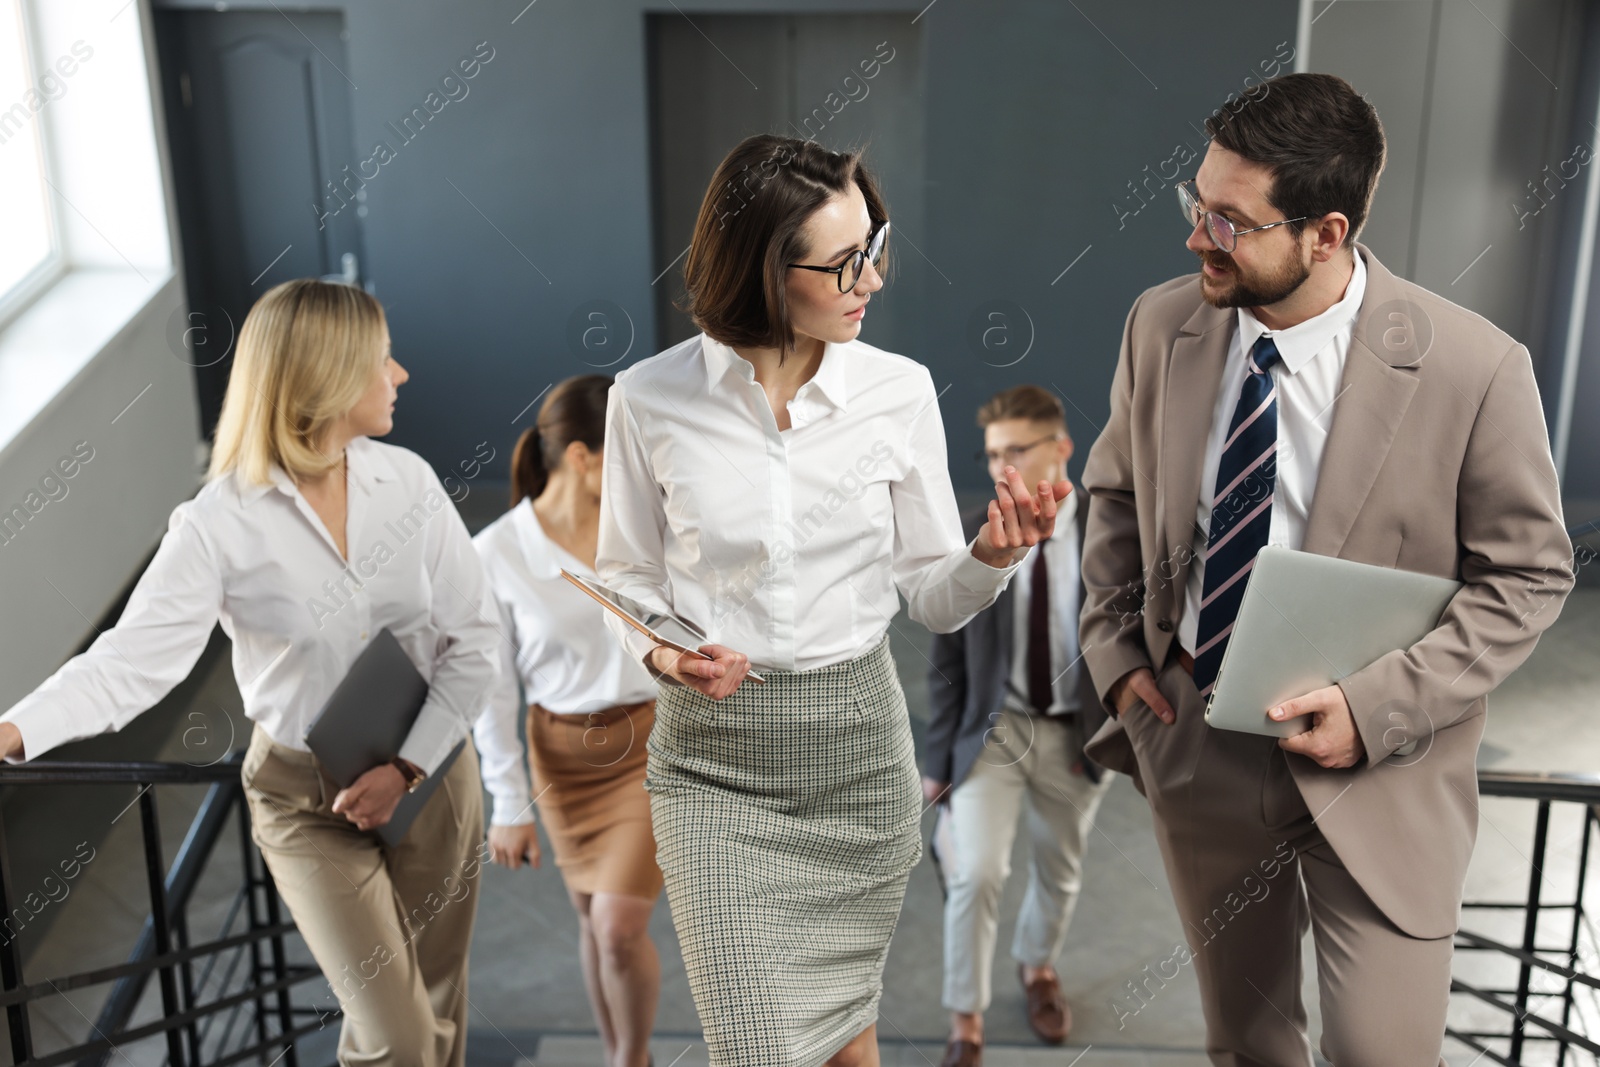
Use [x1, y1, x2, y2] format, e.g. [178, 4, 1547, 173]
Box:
[1198, 248, 1310, 309]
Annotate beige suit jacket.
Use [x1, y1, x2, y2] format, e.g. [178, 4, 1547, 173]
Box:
[1079, 241, 1574, 939]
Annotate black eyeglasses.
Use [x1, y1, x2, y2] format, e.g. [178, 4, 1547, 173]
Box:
[788, 220, 889, 293]
[1176, 179, 1308, 253]
[975, 435, 1060, 468]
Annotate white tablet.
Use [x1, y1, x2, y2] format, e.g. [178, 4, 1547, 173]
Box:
[560, 569, 766, 684]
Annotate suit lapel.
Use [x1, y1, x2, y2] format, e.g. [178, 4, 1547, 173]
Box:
[1160, 301, 1233, 593]
[1301, 244, 1421, 558]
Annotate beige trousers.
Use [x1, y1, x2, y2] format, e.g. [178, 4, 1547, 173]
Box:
[940, 705, 1110, 1013]
[241, 725, 485, 1067]
[1115, 657, 1453, 1067]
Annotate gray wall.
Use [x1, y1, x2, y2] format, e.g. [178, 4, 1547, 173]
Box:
[153, 0, 1297, 496]
[1306, 0, 1588, 417]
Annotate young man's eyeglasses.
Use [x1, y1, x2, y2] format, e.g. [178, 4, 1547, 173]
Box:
[1176, 179, 1308, 254]
[788, 220, 889, 293]
[975, 435, 1060, 468]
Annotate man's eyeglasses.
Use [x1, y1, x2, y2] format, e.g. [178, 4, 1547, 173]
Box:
[975, 435, 1060, 468]
[1176, 179, 1308, 253]
[788, 220, 889, 293]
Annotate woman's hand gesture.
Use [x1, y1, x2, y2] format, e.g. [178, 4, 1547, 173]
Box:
[972, 465, 1072, 567]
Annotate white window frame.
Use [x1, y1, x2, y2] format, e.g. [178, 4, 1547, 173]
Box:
[0, 0, 68, 333]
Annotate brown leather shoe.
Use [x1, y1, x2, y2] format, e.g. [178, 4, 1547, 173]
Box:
[937, 1038, 982, 1067]
[1019, 963, 1072, 1044]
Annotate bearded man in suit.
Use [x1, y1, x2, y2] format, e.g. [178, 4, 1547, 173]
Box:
[1079, 72, 1574, 1065]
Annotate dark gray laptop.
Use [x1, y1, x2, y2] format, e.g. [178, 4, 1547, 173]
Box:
[304, 628, 464, 846]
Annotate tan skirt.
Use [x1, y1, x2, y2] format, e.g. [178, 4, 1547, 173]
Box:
[527, 698, 663, 900]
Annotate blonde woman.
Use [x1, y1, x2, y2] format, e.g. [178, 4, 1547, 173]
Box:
[0, 279, 500, 1067]
[473, 375, 664, 1067]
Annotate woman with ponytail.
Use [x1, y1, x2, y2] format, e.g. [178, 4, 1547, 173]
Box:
[471, 375, 664, 1067]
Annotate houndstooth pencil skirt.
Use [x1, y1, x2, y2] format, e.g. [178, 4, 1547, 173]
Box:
[645, 633, 923, 1065]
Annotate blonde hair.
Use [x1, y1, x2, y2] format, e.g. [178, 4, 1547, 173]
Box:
[207, 279, 388, 486]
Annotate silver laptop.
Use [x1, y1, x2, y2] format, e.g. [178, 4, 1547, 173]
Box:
[1204, 547, 1461, 738]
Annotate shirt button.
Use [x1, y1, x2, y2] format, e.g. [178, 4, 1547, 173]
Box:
[1156, 620, 1174, 633]
[360, 631, 369, 640]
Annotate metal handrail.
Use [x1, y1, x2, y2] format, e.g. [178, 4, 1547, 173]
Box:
[0, 761, 242, 785]
[0, 753, 331, 1067]
[1479, 769, 1600, 804]
[1450, 768, 1599, 1066]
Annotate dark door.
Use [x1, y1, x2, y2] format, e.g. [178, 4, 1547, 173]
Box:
[647, 14, 923, 353]
[155, 9, 366, 437]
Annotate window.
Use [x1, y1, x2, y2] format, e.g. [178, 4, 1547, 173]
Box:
[0, 0, 60, 325]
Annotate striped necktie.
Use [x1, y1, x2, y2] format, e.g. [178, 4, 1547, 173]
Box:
[1192, 334, 1282, 698]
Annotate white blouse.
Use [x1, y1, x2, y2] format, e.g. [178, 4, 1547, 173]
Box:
[471, 498, 656, 826]
[0, 436, 500, 777]
[597, 333, 1024, 673]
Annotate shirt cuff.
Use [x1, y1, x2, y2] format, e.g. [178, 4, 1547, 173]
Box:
[490, 796, 537, 827]
[626, 628, 688, 688]
[950, 537, 1026, 592]
[397, 704, 467, 777]
[621, 624, 659, 665]
[1, 698, 75, 764]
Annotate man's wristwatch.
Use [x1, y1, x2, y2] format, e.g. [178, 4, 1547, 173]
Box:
[390, 757, 426, 793]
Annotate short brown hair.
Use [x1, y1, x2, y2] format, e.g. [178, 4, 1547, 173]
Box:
[1204, 72, 1385, 248]
[681, 134, 889, 357]
[977, 385, 1068, 437]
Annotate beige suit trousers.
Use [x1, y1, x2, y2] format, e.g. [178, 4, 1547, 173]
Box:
[241, 725, 485, 1067]
[1113, 657, 1453, 1067]
[941, 706, 1110, 1014]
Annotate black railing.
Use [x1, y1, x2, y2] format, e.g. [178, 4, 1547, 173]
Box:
[0, 756, 334, 1067]
[1450, 770, 1600, 1066]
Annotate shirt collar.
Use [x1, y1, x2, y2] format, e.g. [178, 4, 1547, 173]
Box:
[1045, 484, 1078, 542]
[234, 436, 399, 506]
[700, 333, 851, 414]
[509, 497, 567, 580]
[1235, 248, 1368, 375]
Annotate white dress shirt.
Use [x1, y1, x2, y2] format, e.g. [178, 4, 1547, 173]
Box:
[472, 498, 657, 826]
[1004, 489, 1083, 717]
[597, 333, 1024, 673]
[1179, 251, 1369, 654]
[1, 436, 500, 776]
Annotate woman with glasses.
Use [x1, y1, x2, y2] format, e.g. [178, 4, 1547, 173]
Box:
[597, 134, 1068, 1067]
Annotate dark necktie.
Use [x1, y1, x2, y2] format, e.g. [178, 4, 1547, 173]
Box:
[1193, 335, 1282, 698]
[1027, 542, 1052, 714]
